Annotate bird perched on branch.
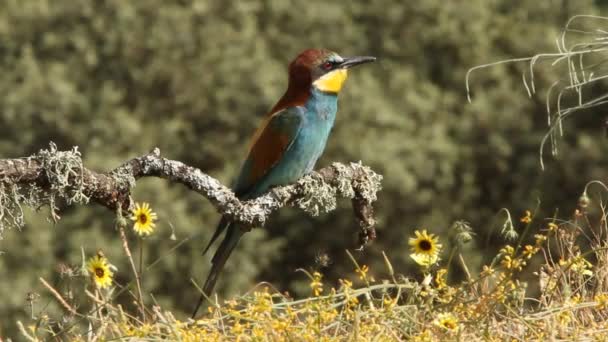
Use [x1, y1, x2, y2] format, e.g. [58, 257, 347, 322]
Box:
[192, 48, 375, 317]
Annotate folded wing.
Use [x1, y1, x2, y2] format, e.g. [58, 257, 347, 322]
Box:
[202, 106, 304, 255]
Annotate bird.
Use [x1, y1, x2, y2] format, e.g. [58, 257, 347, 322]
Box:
[192, 48, 375, 317]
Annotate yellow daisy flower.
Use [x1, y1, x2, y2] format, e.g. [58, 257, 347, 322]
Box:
[409, 230, 442, 267]
[409, 230, 442, 255]
[410, 253, 438, 267]
[434, 312, 459, 331]
[130, 202, 158, 236]
[87, 255, 113, 289]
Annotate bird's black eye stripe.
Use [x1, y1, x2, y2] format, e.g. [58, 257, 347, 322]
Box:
[322, 60, 340, 70]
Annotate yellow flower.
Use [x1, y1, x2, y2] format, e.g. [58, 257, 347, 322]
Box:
[434, 312, 459, 331]
[411, 329, 433, 341]
[411, 253, 438, 267]
[522, 245, 539, 259]
[499, 245, 514, 255]
[87, 254, 113, 289]
[557, 311, 571, 325]
[501, 255, 525, 271]
[232, 321, 245, 335]
[435, 268, 448, 289]
[409, 230, 442, 256]
[383, 296, 397, 311]
[252, 290, 273, 314]
[481, 265, 495, 277]
[534, 234, 547, 246]
[560, 254, 593, 276]
[339, 278, 353, 290]
[520, 210, 532, 224]
[130, 202, 158, 236]
[567, 294, 581, 306]
[356, 265, 369, 280]
[252, 326, 265, 338]
[595, 293, 608, 309]
[310, 272, 323, 296]
[409, 230, 442, 267]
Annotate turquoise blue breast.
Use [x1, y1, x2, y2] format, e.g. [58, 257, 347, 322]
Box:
[252, 89, 337, 196]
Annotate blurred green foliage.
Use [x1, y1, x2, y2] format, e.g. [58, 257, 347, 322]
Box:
[1, 0, 608, 336]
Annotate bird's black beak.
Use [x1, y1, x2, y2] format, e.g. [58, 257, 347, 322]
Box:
[339, 56, 376, 69]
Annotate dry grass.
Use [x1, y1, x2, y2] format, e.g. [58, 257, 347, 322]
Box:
[17, 189, 608, 341]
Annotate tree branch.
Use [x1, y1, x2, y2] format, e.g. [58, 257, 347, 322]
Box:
[0, 143, 382, 249]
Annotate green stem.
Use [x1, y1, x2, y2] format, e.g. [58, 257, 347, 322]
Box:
[446, 246, 458, 278]
[138, 237, 145, 321]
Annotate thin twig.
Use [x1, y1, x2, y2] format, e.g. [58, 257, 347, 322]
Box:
[118, 224, 146, 321]
[16, 321, 37, 342]
[39, 277, 79, 317]
[138, 237, 144, 314]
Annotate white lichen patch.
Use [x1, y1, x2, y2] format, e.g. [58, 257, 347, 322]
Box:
[287, 162, 382, 218]
[350, 161, 383, 203]
[331, 162, 356, 199]
[0, 143, 89, 237]
[295, 173, 337, 216]
[38, 142, 89, 205]
[0, 183, 26, 235]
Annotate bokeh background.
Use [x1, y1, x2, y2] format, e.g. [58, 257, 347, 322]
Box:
[1, 0, 608, 336]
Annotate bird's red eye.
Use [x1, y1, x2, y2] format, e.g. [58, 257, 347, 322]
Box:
[323, 61, 333, 70]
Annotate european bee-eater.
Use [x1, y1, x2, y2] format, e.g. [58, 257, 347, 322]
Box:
[192, 48, 375, 317]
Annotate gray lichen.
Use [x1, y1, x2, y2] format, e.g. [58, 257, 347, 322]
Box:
[292, 162, 382, 217]
[0, 183, 26, 236]
[0, 181, 52, 236]
[0, 143, 90, 237]
[110, 166, 137, 193]
[295, 173, 337, 216]
[38, 142, 89, 206]
[331, 162, 356, 199]
[350, 162, 383, 203]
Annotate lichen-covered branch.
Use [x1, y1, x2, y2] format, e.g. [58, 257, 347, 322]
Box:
[0, 143, 382, 248]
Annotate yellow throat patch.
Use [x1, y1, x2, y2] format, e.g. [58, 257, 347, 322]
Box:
[313, 69, 348, 93]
